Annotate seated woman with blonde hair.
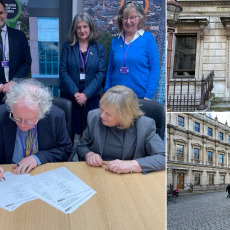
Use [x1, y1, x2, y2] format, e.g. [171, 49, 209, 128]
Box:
[78, 85, 165, 174]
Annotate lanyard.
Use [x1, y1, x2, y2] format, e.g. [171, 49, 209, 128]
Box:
[78, 42, 90, 73]
[123, 35, 131, 67]
[18, 125, 37, 158]
[0, 27, 7, 60]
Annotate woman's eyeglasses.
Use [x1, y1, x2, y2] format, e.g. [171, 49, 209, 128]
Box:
[122, 15, 138, 21]
[9, 112, 38, 126]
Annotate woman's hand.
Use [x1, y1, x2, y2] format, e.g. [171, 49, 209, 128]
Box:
[76, 93, 88, 106]
[0, 167, 4, 180]
[105, 160, 142, 174]
[85, 152, 104, 167]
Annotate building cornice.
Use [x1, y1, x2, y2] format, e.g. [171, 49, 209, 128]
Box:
[178, 1, 230, 7]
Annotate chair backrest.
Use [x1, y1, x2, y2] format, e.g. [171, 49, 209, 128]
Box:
[52, 97, 72, 138]
[138, 99, 165, 140]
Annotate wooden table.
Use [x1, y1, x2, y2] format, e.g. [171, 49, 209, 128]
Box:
[0, 162, 166, 230]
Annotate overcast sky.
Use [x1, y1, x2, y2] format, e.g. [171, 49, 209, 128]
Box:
[206, 112, 230, 125]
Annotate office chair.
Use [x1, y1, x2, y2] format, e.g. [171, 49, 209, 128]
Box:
[52, 97, 78, 161]
[138, 99, 165, 141]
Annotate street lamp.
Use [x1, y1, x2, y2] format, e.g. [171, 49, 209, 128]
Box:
[166, 0, 183, 111]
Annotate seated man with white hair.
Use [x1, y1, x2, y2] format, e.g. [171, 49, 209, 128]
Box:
[0, 79, 72, 176]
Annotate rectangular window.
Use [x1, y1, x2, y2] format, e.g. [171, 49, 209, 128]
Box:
[195, 173, 200, 185]
[209, 174, 214, 185]
[208, 128, 212, 137]
[221, 175, 225, 184]
[177, 145, 184, 158]
[208, 151, 212, 162]
[194, 122, 200, 132]
[37, 18, 59, 77]
[178, 116, 184, 127]
[229, 136, 230, 143]
[220, 132, 223, 140]
[194, 148, 199, 160]
[173, 35, 197, 78]
[220, 154, 223, 164]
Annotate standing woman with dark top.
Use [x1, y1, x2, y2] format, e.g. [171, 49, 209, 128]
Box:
[59, 12, 106, 143]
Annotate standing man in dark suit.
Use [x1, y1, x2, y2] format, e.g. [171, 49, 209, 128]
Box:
[0, 0, 32, 104]
[0, 79, 72, 176]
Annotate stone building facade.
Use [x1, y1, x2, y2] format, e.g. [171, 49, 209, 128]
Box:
[167, 113, 230, 191]
[169, 0, 230, 100]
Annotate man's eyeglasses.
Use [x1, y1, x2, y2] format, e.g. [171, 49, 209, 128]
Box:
[9, 113, 38, 126]
[122, 16, 138, 21]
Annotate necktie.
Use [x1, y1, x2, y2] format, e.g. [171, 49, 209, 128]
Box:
[26, 129, 37, 157]
[0, 29, 3, 61]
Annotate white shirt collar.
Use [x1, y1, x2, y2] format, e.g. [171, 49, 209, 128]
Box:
[1, 24, 7, 32]
[118, 29, 145, 40]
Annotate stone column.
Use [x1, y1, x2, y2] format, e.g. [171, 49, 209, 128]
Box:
[169, 127, 175, 161]
[220, 18, 230, 96]
[203, 138, 206, 164]
[198, 22, 206, 79]
[187, 133, 192, 163]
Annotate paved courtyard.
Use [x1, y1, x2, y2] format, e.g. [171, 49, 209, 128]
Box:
[167, 191, 230, 230]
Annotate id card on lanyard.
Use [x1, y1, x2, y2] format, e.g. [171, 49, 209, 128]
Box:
[120, 35, 130, 75]
[78, 42, 90, 80]
[0, 27, 9, 68]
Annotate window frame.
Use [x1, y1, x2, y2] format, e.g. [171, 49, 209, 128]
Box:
[219, 132, 223, 141]
[209, 174, 214, 185]
[208, 151, 212, 162]
[194, 148, 199, 160]
[178, 115, 184, 127]
[194, 122, 200, 132]
[221, 175, 225, 184]
[173, 34, 197, 78]
[220, 154, 223, 164]
[208, 127, 212, 137]
[194, 173, 200, 185]
[177, 145, 184, 158]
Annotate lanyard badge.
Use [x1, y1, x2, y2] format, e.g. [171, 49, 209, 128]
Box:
[120, 35, 130, 75]
[0, 28, 9, 68]
[78, 42, 90, 80]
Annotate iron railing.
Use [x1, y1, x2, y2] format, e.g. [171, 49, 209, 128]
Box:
[168, 71, 214, 112]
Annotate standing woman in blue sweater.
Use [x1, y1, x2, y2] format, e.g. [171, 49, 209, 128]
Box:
[104, 1, 160, 100]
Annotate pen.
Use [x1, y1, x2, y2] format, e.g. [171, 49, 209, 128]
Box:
[3, 177, 5, 181]
[102, 163, 107, 166]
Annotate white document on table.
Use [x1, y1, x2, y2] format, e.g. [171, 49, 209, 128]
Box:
[0, 172, 37, 212]
[26, 167, 96, 214]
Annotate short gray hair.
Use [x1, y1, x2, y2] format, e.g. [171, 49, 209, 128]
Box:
[117, 2, 146, 32]
[4, 79, 53, 119]
[100, 85, 143, 129]
[67, 12, 99, 46]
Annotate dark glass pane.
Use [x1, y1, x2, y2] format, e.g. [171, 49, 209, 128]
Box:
[39, 42, 45, 61]
[194, 148, 199, 159]
[176, 37, 197, 53]
[177, 145, 183, 157]
[195, 174, 200, 185]
[47, 63, 52, 74]
[39, 62, 46, 74]
[208, 128, 212, 136]
[178, 116, 184, 127]
[175, 55, 196, 70]
[53, 42, 59, 62]
[208, 152, 212, 162]
[53, 63, 58, 75]
[46, 43, 51, 61]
